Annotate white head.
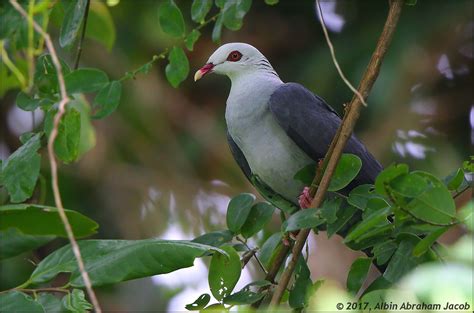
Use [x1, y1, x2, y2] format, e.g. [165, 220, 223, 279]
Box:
[194, 42, 278, 81]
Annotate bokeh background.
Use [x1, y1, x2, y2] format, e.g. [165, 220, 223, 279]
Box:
[1, 0, 472, 311]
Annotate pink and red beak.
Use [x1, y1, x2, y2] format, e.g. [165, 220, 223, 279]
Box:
[194, 63, 214, 81]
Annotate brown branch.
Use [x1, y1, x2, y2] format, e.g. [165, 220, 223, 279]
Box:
[269, 0, 404, 306]
[9, 1, 102, 312]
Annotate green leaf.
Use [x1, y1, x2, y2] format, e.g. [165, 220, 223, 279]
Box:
[328, 154, 362, 191]
[372, 240, 397, 266]
[320, 198, 341, 223]
[251, 174, 299, 214]
[265, 0, 279, 4]
[201, 304, 226, 311]
[413, 227, 449, 257]
[192, 230, 234, 247]
[31, 240, 224, 287]
[375, 163, 409, 196]
[326, 202, 358, 238]
[212, 14, 224, 43]
[0, 291, 44, 313]
[44, 107, 81, 163]
[185, 293, 211, 310]
[344, 204, 390, 243]
[289, 257, 311, 308]
[191, 0, 213, 23]
[65, 68, 109, 94]
[1, 133, 41, 203]
[62, 289, 92, 312]
[85, 1, 116, 50]
[346, 257, 371, 294]
[36, 293, 63, 312]
[209, 245, 241, 301]
[458, 201, 473, 231]
[226, 193, 255, 234]
[185, 29, 201, 52]
[223, 290, 264, 305]
[384, 235, 422, 283]
[389, 173, 428, 197]
[405, 0, 417, 5]
[157, 0, 185, 37]
[69, 98, 96, 158]
[165, 46, 189, 88]
[19, 132, 35, 144]
[445, 168, 466, 191]
[348, 184, 376, 210]
[283, 208, 324, 232]
[60, 0, 88, 47]
[241, 202, 275, 238]
[16, 92, 41, 111]
[222, 0, 252, 31]
[293, 163, 316, 186]
[406, 185, 456, 225]
[93, 80, 122, 119]
[361, 276, 391, 296]
[0, 204, 98, 238]
[259, 232, 282, 267]
[34, 54, 71, 95]
[0, 228, 54, 260]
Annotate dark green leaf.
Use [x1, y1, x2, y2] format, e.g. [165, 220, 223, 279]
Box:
[61, 289, 92, 312]
[93, 80, 122, 119]
[60, 0, 88, 47]
[212, 14, 224, 43]
[289, 257, 311, 308]
[405, 0, 417, 5]
[185, 293, 211, 310]
[326, 202, 358, 238]
[265, 0, 279, 4]
[209, 245, 241, 301]
[19, 132, 35, 144]
[31, 240, 224, 287]
[406, 185, 456, 225]
[34, 54, 71, 96]
[384, 235, 422, 283]
[44, 107, 81, 163]
[165, 46, 189, 88]
[348, 184, 376, 210]
[158, 0, 185, 37]
[85, 1, 116, 50]
[375, 164, 409, 196]
[445, 168, 466, 191]
[413, 227, 449, 257]
[283, 208, 324, 232]
[222, 0, 252, 31]
[201, 304, 226, 311]
[16, 92, 41, 111]
[192, 230, 234, 247]
[320, 198, 341, 223]
[0, 204, 98, 238]
[223, 290, 264, 305]
[344, 205, 390, 243]
[241, 202, 275, 238]
[1, 133, 41, 203]
[191, 0, 213, 23]
[251, 174, 299, 214]
[372, 240, 397, 265]
[36, 293, 62, 312]
[259, 232, 282, 267]
[0, 228, 54, 260]
[0, 291, 44, 313]
[65, 68, 109, 94]
[226, 193, 255, 234]
[328, 154, 362, 191]
[389, 173, 428, 197]
[346, 257, 371, 294]
[241, 280, 272, 290]
[185, 29, 201, 51]
[361, 276, 391, 296]
[293, 163, 316, 186]
[0, 4, 23, 40]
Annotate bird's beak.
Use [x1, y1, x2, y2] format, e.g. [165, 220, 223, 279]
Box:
[194, 63, 214, 81]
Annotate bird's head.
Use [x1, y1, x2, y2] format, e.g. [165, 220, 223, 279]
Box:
[194, 42, 276, 81]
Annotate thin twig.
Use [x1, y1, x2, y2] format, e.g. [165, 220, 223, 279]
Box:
[236, 237, 268, 275]
[73, 0, 90, 70]
[316, 0, 368, 107]
[269, 0, 404, 306]
[0, 287, 70, 295]
[9, 1, 102, 312]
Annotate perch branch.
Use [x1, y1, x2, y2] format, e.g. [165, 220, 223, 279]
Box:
[9, 1, 102, 312]
[269, 0, 404, 305]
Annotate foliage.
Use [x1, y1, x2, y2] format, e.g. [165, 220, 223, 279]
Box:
[0, 0, 471, 311]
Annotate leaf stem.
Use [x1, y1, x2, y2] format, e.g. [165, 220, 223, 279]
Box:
[236, 236, 268, 275]
[0, 40, 27, 89]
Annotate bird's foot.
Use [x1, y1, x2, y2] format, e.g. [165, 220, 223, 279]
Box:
[298, 186, 313, 209]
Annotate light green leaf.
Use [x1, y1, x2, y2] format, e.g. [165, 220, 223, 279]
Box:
[283, 208, 324, 232]
[329, 154, 362, 191]
[222, 0, 252, 31]
[158, 0, 185, 37]
[384, 235, 422, 283]
[31, 240, 224, 287]
[347, 184, 377, 210]
[209, 245, 241, 301]
[61, 289, 92, 312]
[375, 164, 409, 196]
[445, 168, 466, 191]
[406, 185, 456, 225]
[65, 68, 109, 94]
[226, 193, 255, 234]
[192, 230, 234, 247]
[0, 291, 44, 313]
[320, 198, 341, 224]
[191, 0, 213, 23]
[372, 240, 397, 266]
[1, 133, 41, 203]
[344, 205, 390, 243]
[0, 204, 98, 238]
[85, 1, 116, 50]
[0, 228, 54, 260]
[293, 163, 316, 186]
[389, 173, 428, 197]
[165, 46, 189, 88]
[346, 257, 371, 294]
[185, 29, 201, 51]
[69, 98, 96, 158]
[185, 293, 211, 310]
[223, 290, 264, 305]
[60, 0, 88, 47]
[16, 92, 41, 111]
[93, 80, 122, 119]
[212, 14, 224, 43]
[413, 227, 449, 257]
[265, 0, 279, 4]
[241, 202, 275, 238]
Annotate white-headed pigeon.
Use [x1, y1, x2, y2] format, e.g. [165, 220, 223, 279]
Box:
[195, 43, 382, 211]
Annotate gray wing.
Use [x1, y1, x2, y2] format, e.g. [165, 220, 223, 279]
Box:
[268, 83, 382, 188]
[227, 132, 252, 180]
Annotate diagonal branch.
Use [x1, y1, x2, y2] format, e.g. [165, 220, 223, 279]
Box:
[269, 0, 404, 306]
[9, 1, 102, 312]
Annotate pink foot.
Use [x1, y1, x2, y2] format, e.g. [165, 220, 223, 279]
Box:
[298, 187, 313, 209]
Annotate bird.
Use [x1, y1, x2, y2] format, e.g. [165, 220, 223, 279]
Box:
[194, 42, 382, 214]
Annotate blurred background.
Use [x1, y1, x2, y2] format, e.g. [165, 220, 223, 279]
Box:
[1, 0, 472, 311]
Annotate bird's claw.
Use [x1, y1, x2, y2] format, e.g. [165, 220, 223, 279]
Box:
[298, 186, 313, 209]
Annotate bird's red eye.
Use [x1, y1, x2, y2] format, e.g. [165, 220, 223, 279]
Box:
[227, 50, 242, 62]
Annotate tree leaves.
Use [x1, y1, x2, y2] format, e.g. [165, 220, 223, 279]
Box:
[208, 245, 241, 301]
[30, 240, 224, 287]
[65, 68, 109, 94]
[191, 0, 213, 23]
[0, 228, 54, 260]
[93, 80, 122, 119]
[34, 54, 71, 96]
[0, 204, 99, 238]
[283, 209, 325, 232]
[158, 0, 185, 37]
[85, 1, 116, 51]
[0, 291, 44, 313]
[1, 133, 41, 203]
[241, 202, 275, 238]
[60, 0, 88, 48]
[328, 154, 362, 191]
[16, 92, 41, 111]
[405, 185, 456, 225]
[222, 0, 252, 31]
[346, 257, 371, 294]
[62, 289, 93, 312]
[226, 193, 255, 234]
[165, 46, 189, 88]
[192, 230, 233, 247]
[185, 29, 201, 51]
[185, 293, 211, 310]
